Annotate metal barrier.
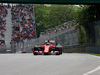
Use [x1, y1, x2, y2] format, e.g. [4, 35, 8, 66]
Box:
[39, 28, 79, 46]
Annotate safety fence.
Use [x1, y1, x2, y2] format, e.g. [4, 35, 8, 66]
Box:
[39, 28, 79, 46]
[10, 20, 100, 53]
[9, 20, 78, 53]
[0, 20, 79, 53]
[10, 27, 78, 53]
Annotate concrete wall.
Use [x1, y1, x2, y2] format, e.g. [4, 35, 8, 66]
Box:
[0, 45, 6, 53]
[63, 44, 100, 54]
[63, 45, 86, 53]
[86, 46, 100, 53]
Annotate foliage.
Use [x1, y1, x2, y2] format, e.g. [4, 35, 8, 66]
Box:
[74, 5, 100, 44]
[34, 4, 76, 37]
[34, 4, 100, 44]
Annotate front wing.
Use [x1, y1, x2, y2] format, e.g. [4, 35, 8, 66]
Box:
[33, 47, 61, 55]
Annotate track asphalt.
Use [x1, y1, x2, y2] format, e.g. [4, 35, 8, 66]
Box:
[0, 53, 100, 75]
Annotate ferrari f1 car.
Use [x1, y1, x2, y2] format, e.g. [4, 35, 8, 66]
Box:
[33, 40, 62, 55]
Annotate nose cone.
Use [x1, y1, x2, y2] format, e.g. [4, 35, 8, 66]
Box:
[44, 45, 50, 53]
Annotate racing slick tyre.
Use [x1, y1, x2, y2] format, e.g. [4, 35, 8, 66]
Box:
[33, 52, 38, 55]
[56, 53, 60, 55]
[55, 47, 62, 55]
[33, 47, 38, 55]
[59, 48, 62, 55]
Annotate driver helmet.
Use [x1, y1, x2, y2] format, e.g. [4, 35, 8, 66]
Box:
[47, 40, 50, 42]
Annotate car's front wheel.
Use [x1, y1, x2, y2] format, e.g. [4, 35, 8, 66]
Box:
[56, 53, 60, 55]
[33, 52, 38, 55]
[33, 51, 38, 55]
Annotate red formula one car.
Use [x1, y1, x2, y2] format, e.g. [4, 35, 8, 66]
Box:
[33, 40, 62, 55]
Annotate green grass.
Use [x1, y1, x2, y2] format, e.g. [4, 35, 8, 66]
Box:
[77, 53, 100, 56]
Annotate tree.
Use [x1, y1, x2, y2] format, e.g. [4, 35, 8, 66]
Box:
[75, 5, 100, 44]
[34, 4, 76, 37]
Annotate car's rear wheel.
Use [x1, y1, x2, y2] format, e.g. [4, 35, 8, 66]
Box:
[33, 52, 38, 55]
[55, 47, 62, 55]
[59, 48, 62, 54]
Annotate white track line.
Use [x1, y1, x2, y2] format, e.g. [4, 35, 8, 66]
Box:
[92, 55, 100, 59]
[83, 66, 100, 75]
[83, 55, 100, 75]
